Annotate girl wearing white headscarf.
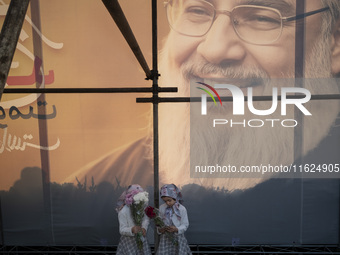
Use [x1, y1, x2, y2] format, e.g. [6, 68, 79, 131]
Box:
[156, 184, 192, 255]
[116, 184, 151, 255]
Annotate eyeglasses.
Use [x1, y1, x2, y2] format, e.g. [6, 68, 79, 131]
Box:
[164, 0, 330, 45]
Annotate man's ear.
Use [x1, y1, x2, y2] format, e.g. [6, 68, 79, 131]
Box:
[331, 19, 340, 75]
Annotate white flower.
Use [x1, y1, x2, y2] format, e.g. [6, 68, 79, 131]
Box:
[133, 191, 149, 204]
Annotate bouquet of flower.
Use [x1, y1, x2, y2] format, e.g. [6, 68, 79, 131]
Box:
[144, 206, 178, 246]
[129, 191, 149, 250]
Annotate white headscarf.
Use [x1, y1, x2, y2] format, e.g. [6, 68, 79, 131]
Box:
[160, 184, 183, 221]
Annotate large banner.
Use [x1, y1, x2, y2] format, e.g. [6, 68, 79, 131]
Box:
[0, 0, 339, 246]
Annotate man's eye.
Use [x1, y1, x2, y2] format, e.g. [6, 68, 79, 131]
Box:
[185, 6, 212, 17]
[240, 14, 281, 30]
[255, 15, 280, 23]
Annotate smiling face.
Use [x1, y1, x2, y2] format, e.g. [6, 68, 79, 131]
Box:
[165, 0, 337, 95]
[157, 0, 340, 190]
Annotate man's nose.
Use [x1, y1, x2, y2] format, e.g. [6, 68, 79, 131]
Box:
[196, 15, 246, 65]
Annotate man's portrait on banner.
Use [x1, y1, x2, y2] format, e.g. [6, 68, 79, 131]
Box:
[69, 0, 340, 191]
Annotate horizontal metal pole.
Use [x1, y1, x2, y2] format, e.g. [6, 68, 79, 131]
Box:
[3, 87, 177, 94]
[136, 94, 340, 103]
[0, 245, 339, 254]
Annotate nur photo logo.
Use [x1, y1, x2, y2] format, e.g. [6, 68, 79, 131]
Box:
[196, 81, 312, 128]
[196, 82, 223, 115]
[197, 83, 312, 116]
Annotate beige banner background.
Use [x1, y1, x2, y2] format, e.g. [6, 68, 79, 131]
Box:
[0, 0, 169, 190]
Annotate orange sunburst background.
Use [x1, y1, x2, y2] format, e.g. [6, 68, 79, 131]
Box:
[0, 0, 169, 190]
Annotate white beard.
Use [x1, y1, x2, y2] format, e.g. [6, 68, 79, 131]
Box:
[157, 33, 340, 191]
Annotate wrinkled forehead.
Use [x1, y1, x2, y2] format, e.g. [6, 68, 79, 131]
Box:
[238, 0, 322, 9]
[177, 0, 323, 15]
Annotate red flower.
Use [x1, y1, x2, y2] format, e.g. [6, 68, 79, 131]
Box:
[145, 206, 157, 219]
[144, 205, 178, 246]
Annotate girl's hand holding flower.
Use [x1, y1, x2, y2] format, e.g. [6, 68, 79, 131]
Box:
[131, 226, 147, 236]
[158, 227, 166, 234]
[132, 226, 141, 234]
[166, 226, 178, 233]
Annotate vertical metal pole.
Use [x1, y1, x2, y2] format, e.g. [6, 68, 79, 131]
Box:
[0, 0, 30, 101]
[151, 0, 160, 249]
[152, 0, 159, 211]
[295, 0, 306, 81]
[294, 0, 305, 245]
[30, 0, 54, 244]
[0, 197, 4, 245]
[294, 0, 306, 158]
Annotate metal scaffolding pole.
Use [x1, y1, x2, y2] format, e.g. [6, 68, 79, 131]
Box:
[0, 197, 4, 246]
[101, 0, 151, 79]
[30, 0, 55, 244]
[0, 0, 30, 101]
[0, 0, 30, 246]
[3, 87, 177, 94]
[100, 0, 165, 248]
[294, 0, 306, 245]
[151, 0, 160, 248]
